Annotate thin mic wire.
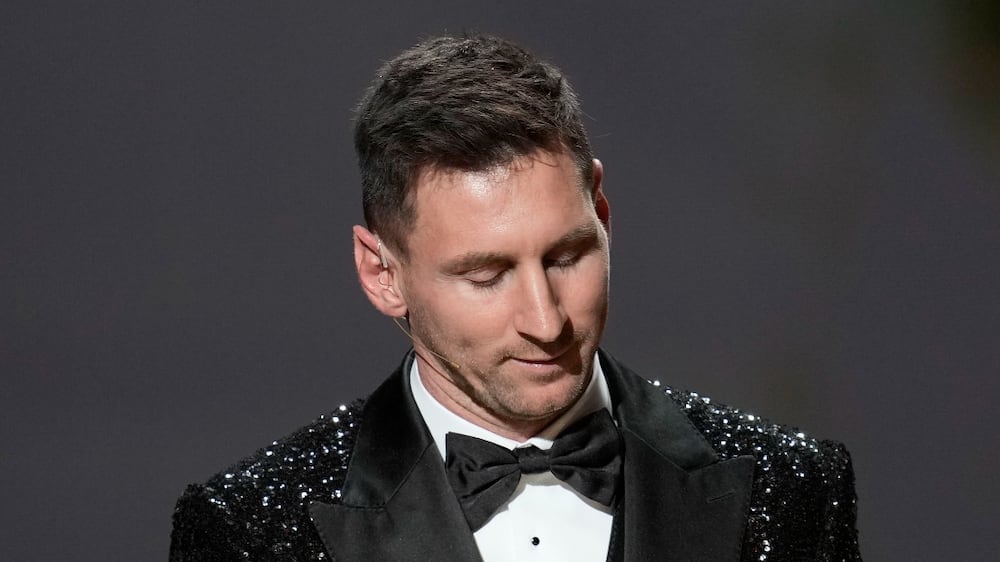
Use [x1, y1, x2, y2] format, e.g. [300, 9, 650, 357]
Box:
[391, 316, 462, 370]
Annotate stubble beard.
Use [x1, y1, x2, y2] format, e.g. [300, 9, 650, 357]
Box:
[407, 285, 609, 434]
[424, 327, 598, 428]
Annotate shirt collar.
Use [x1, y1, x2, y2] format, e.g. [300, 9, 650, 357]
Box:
[410, 352, 612, 459]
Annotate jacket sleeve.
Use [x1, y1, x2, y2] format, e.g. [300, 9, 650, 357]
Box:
[169, 484, 250, 562]
[815, 440, 863, 561]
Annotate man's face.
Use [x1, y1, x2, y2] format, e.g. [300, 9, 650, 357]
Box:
[394, 149, 610, 437]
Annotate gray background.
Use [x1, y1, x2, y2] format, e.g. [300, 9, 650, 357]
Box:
[2, 2, 998, 560]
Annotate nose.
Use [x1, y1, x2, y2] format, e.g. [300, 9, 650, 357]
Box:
[513, 266, 568, 344]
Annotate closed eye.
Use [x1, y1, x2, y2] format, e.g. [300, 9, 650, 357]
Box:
[545, 253, 580, 269]
[544, 232, 598, 270]
[464, 267, 507, 290]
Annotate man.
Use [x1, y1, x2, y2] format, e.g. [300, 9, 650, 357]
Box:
[170, 34, 861, 561]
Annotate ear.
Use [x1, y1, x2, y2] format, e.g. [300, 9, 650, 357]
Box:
[353, 225, 408, 318]
[591, 158, 611, 233]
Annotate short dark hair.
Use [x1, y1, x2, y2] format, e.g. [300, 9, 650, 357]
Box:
[354, 34, 595, 259]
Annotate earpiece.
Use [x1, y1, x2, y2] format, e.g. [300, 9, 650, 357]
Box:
[377, 238, 388, 269]
[375, 238, 394, 292]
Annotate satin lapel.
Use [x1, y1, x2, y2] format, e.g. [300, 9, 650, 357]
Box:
[601, 351, 755, 562]
[619, 430, 755, 561]
[308, 355, 481, 562]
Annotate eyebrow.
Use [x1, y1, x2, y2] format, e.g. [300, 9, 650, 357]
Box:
[440, 222, 601, 273]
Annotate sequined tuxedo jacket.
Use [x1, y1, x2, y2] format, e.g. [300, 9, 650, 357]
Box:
[170, 350, 861, 561]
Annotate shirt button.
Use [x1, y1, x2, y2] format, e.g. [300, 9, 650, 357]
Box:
[531, 537, 540, 546]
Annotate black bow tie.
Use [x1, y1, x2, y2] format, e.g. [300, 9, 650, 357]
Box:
[444, 409, 623, 531]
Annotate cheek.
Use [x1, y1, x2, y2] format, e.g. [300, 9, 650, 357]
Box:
[453, 299, 512, 345]
[558, 265, 610, 317]
[415, 286, 510, 345]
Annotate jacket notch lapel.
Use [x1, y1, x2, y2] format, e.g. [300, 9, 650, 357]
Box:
[308, 357, 481, 561]
[600, 351, 755, 561]
[620, 430, 754, 561]
[308, 443, 481, 561]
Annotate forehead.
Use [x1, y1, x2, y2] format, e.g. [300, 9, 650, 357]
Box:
[405, 151, 590, 258]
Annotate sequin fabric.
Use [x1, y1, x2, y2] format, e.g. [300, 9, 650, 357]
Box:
[170, 402, 362, 561]
[170, 382, 859, 561]
[659, 384, 861, 561]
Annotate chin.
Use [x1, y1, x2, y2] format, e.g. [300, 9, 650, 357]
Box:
[507, 377, 588, 420]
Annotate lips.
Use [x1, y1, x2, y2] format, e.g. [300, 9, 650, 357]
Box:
[514, 357, 561, 365]
[511, 344, 575, 366]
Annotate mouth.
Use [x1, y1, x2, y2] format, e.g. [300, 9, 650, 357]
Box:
[513, 357, 561, 367]
[511, 345, 575, 367]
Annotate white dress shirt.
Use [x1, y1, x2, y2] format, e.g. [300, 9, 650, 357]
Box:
[410, 355, 615, 562]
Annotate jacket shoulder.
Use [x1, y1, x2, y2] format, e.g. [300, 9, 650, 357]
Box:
[170, 400, 365, 561]
[661, 386, 861, 561]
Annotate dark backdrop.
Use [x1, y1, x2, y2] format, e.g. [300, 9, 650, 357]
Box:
[2, 2, 998, 560]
